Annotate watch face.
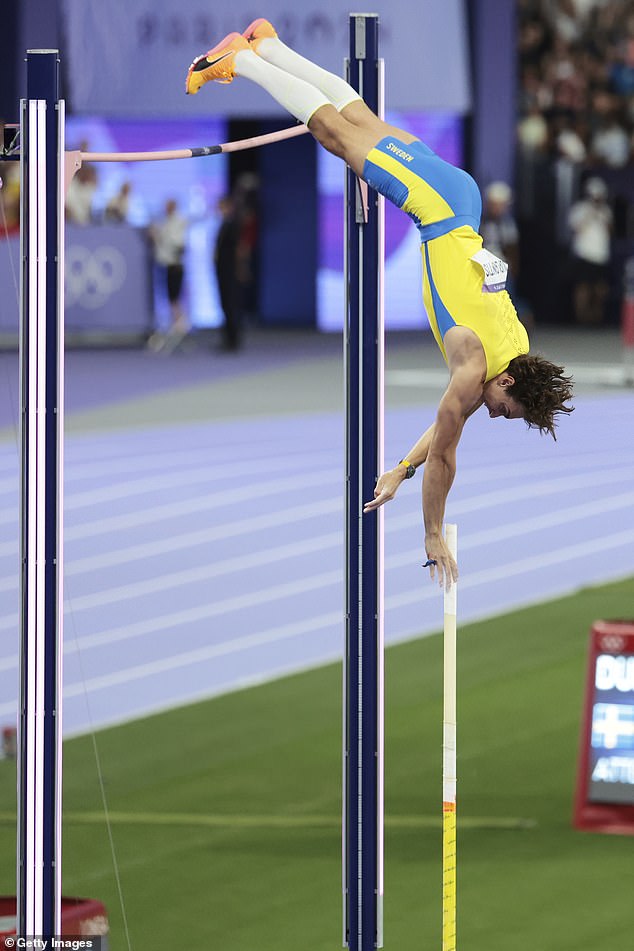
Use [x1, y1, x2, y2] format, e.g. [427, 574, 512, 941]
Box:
[406, 465, 416, 479]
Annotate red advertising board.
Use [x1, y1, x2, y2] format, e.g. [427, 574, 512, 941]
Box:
[574, 620, 634, 834]
[0, 896, 108, 940]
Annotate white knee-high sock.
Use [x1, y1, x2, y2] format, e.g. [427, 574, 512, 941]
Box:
[234, 49, 331, 125]
[254, 37, 362, 112]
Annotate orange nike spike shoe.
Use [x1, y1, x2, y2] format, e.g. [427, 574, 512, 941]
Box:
[185, 32, 249, 94]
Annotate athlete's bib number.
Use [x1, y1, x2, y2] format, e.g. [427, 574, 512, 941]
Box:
[470, 248, 508, 293]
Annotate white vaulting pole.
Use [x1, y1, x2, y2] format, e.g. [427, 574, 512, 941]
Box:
[442, 524, 458, 951]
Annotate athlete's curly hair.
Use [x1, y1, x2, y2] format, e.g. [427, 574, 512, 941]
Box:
[506, 354, 574, 440]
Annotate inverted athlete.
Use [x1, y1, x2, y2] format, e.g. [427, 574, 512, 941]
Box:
[186, 19, 574, 587]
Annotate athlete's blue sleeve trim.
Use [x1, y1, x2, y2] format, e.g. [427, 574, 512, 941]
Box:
[417, 214, 480, 242]
[424, 243, 456, 339]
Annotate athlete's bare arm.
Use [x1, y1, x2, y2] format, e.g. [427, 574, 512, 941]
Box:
[363, 422, 437, 513]
[423, 329, 486, 586]
[364, 327, 486, 507]
[422, 363, 483, 586]
[364, 327, 487, 585]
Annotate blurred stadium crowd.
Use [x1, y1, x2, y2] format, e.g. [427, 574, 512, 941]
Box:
[519, 0, 634, 165]
[516, 0, 634, 325]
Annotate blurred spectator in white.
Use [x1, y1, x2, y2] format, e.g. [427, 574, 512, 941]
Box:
[481, 182, 519, 272]
[518, 104, 549, 153]
[148, 198, 189, 352]
[104, 181, 132, 223]
[65, 141, 97, 225]
[556, 124, 588, 163]
[568, 177, 613, 324]
[591, 113, 631, 167]
[481, 182, 533, 326]
[550, 0, 584, 44]
[570, 0, 605, 22]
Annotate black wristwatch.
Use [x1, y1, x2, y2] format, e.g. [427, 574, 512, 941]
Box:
[398, 459, 416, 479]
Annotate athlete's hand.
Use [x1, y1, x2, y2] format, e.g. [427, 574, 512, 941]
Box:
[363, 468, 406, 513]
[424, 532, 458, 589]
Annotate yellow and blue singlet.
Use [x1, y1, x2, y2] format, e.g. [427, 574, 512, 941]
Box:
[362, 137, 529, 381]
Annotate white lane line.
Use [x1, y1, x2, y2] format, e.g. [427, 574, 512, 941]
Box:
[57, 468, 339, 542]
[63, 459, 634, 538]
[0, 484, 340, 560]
[56, 568, 341, 655]
[1, 465, 633, 602]
[452, 465, 633, 514]
[1, 437, 630, 499]
[59, 489, 634, 619]
[66, 498, 340, 574]
[65, 612, 342, 696]
[386, 527, 634, 611]
[384, 491, 634, 574]
[2, 451, 630, 561]
[0, 446, 340, 497]
[369, 465, 634, 534]
[69, 507, 625, 663]
[455, 491, 634, 551]
[0, 502, 343, 609]
[0, 453, 340, 521]
[61, 518, 634, 654]
[386, 369, 449, 387]
[58, 419, 339, 464]
[66, 532, 341, 613]
[386, 365, 634, 388]
[0, 449, 623, 559]
[1, 526, 632, 703]
[2, 481, 632, 608]
[0, 575, 340, 675]
[0, 611, 343, 716]
[454, 451, 634, 487]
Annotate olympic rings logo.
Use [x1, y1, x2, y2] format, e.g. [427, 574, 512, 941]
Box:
[600, 635, 626, 653]
[65, 245, 127, 309]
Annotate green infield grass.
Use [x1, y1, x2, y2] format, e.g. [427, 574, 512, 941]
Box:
[1, 577, 633, 950]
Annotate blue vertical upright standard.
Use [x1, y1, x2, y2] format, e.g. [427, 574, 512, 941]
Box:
[18, 49, 65, 937]
[343, 13, 385, 951]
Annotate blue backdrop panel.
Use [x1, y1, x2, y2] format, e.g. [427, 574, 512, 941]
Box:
[0, 236, 20, 334]
[59, 0, 470, 117]
[65, 225, 152, 334]
[258, 125, 317, 326]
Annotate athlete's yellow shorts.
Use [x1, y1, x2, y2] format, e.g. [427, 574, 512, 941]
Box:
[362, 137, 529, 380]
